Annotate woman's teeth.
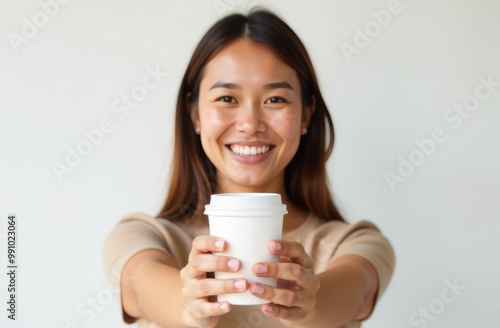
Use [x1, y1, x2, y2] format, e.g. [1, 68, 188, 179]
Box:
[230, 145, 270, 156]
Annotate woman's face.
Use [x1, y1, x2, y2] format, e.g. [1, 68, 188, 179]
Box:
[192, 38, 313, 192]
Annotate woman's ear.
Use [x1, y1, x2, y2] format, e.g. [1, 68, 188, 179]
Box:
[186, 92, 200, 129]
[302, 95, 316, 130]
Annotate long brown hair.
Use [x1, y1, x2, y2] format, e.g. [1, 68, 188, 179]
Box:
[157, 9, 345, 223]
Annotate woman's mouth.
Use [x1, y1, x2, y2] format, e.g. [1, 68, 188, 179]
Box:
[228, 144, 272, 156]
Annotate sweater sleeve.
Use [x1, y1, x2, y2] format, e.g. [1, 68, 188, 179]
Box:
[295, 217, 395, 323]
[101, 213, 193, 324]
[331, 220, 395, 305]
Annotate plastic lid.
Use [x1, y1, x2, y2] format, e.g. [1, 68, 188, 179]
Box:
[204, 193, 288, 216]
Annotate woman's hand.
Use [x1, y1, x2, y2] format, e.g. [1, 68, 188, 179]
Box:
[249, 240, 320, 326]
[180, 235, 249, 328]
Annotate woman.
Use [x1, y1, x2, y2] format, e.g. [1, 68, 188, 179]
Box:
[103, 8, 395, 328]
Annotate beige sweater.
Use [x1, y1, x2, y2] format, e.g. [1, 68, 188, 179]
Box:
[103, 213, 395, 328]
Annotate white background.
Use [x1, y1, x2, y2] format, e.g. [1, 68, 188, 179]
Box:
[1, 0, 499, 327]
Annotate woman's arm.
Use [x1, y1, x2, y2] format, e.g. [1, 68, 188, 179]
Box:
[121, 249, 188, 327]
[306, 254, 379, 327]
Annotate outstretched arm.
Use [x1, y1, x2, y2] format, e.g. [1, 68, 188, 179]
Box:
[311, 254, 379, 326]
[121, 249, 188, 327]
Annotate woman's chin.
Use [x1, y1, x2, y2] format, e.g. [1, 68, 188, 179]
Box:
[220, 176, 274, 192]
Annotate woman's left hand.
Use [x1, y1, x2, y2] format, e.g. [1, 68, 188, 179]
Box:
[249, 240, 320, 325]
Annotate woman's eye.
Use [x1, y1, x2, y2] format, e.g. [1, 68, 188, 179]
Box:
[217, 96, 236, 103]
[265, 97, 288, 104]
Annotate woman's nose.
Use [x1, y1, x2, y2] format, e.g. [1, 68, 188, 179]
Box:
[234, 102, 266, 134]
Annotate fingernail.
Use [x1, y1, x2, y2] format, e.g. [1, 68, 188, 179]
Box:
[255, 264, 267, 274]
[220, 302, 229, 312]
[272, 241, 282, 251]
[252, 284, 264, 295]
[234, 279, 246, 291]
[215, 239, 225, 251]
[227, 259, 239, 271]
[265, 304, 273, 312]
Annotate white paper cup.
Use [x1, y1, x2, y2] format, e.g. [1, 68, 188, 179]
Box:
[204, 193, 287, 305]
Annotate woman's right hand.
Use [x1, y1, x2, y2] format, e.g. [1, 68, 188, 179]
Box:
[180, 235, 248, 328]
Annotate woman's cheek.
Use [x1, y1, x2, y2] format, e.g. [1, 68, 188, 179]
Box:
[202, 107, 235, 131]
[271, 111, 301, 136]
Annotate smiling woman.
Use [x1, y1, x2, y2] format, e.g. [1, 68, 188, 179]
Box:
[102, 8, 395, 328]
[195, 38, 308, 192]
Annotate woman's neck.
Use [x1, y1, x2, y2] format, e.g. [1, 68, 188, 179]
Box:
[281, 193, 309, 234]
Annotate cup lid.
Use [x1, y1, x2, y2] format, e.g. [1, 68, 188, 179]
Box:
[204, 193, 287, 216]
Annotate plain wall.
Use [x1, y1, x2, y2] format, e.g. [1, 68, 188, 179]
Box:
[1, 0, 499, 327]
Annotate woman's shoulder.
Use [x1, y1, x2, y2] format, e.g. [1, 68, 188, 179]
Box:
[114, 212, 203, 240]
[317, 215, 382, 236]
[285, 213, 381, 241]
[109, 212, 201, 268]
[288, 213, 394, 276]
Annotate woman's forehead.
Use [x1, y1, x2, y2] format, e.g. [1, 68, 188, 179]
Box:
[201, 38, 299, 89]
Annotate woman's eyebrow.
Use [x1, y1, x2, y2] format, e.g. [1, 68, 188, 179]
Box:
[209, 81, 241, 90]
[263, 81, 294, 91]
[208, 81, 294, 91]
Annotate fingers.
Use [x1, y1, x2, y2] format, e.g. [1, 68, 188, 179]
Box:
[249, 282, 318, 322]
[253, 261, 316, 286]
[249, 282, 317, 309]
[269, 241, 314, 269]
[247, 240, 319, 322]
[188, 236, 226, 261]
[183, 278, 248, 298]
[252, 240, 316, 287]
[183, 235, 242, 279]
[188, 299, 231, 325]
[181, 253, 241, 279]
[261, 302, 307, 323]
[182, 235, 247, 326]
